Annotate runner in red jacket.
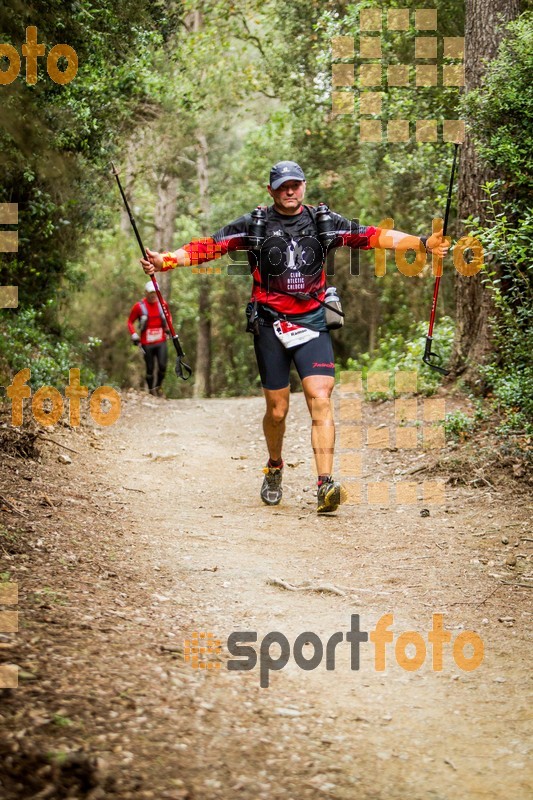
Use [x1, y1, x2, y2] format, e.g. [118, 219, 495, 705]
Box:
[139, 161, 449, 511]
[128, 282, 172, 396]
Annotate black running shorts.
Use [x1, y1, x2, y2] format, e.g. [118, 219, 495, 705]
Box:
[253, 325, 335, 390]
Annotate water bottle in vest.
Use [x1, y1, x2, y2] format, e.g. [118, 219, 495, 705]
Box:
[248, 206, 267, 249]
[316, 202, 337, 256]
[324, 286, 344, 330]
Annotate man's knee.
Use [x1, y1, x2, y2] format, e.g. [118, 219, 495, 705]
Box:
[303, 377, 335, 410]
[266, 402, 289, 425]
[309, 394, 333, 413]
[311, 389, 334, 403]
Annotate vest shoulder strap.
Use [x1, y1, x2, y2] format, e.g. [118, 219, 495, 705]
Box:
[139, 299, 168, 331]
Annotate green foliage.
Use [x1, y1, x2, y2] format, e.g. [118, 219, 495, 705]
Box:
[0, 0, 187, 398]
[459, 11, 533, 434]
[0, 0, 182, 359]
[463, 13, 533, 204]
[0, 306, 101, 389]
[467, 185, 533, 434]
[262, 0, 464, 226]
[3, 0, 529, 405]
[63, 229, 157, 391]
[343, 316, 455, 396]
[444, 410, 475, 440]
[52, 714, 73, 728]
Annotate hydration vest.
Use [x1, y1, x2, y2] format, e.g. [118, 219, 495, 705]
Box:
[138, 299, 169, 333]
[246, 204, 344, 327]
[247, 203, 337, 253]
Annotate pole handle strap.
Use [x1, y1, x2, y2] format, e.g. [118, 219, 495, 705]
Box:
[422, 336, 450, 375]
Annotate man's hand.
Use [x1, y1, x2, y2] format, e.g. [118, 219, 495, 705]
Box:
[141, 248, 164, 275]
[426, 229, 450, 258]
[131, 333, 141, 346]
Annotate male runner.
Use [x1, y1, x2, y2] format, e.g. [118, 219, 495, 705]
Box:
[128, 281, 172, 396]
[141, 161, 448, 511]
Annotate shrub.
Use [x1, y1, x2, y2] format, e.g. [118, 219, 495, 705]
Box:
[342, 316, 455, 396]
[468, 188, 533, 435]
[0, 306, 102, 390]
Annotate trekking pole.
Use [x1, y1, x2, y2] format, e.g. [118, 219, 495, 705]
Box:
[110, 162, 192, 380]
[422, 142, 460, 376]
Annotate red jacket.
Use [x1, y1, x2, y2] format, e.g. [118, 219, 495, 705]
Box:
[127, 296, 172, 346]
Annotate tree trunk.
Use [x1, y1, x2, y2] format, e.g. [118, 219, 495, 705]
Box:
[181, 7, 213, 398]
[192, 130, 212, 399]
[450, 0, 521, 381]
[153, 168, 179, 301]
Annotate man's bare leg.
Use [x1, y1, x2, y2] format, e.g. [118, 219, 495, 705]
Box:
[302, 375, 335, 475]
[262, 386, 290, 461]
[260, 386, 290, 506]
[302, 375, 346, 512]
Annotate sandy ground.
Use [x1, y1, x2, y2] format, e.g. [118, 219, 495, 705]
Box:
[0, 390, 531, 799]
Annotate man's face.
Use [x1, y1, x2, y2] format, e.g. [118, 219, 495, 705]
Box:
[146, 291, 157, 303]
[267, 180, 306, 214]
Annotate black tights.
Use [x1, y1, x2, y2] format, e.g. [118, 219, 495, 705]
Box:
[143, 342, 168, 390]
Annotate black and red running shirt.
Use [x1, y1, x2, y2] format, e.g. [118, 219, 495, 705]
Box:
[181, 205, 380, 316]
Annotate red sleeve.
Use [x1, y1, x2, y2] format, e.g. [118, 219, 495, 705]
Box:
[328, 212, 381, 250]
[127, 302, 141, 335]
[183, 237, 226, 266]
[342, 225, 381, 250]
[367, 227, 381, 248]
[183, 217, 249, 266]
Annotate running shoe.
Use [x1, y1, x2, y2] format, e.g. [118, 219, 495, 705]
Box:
[261, 465, 283, 506]
[317, 478, 348, 513]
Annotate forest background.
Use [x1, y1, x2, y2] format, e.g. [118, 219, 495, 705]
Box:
[0, 0, 531, 437]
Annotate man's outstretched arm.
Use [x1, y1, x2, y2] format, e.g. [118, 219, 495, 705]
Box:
[376, 228, 449, 257]
[141, 220, 250, 275]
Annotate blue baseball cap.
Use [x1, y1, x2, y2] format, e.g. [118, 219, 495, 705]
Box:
[269, 161, 306, 190]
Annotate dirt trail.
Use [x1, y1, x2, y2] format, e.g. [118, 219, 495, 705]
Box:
[1, 391, 532, 799]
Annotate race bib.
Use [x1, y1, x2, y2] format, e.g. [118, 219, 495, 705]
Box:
[146, 327, 164, 343]
[273, 319, 320, 349]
